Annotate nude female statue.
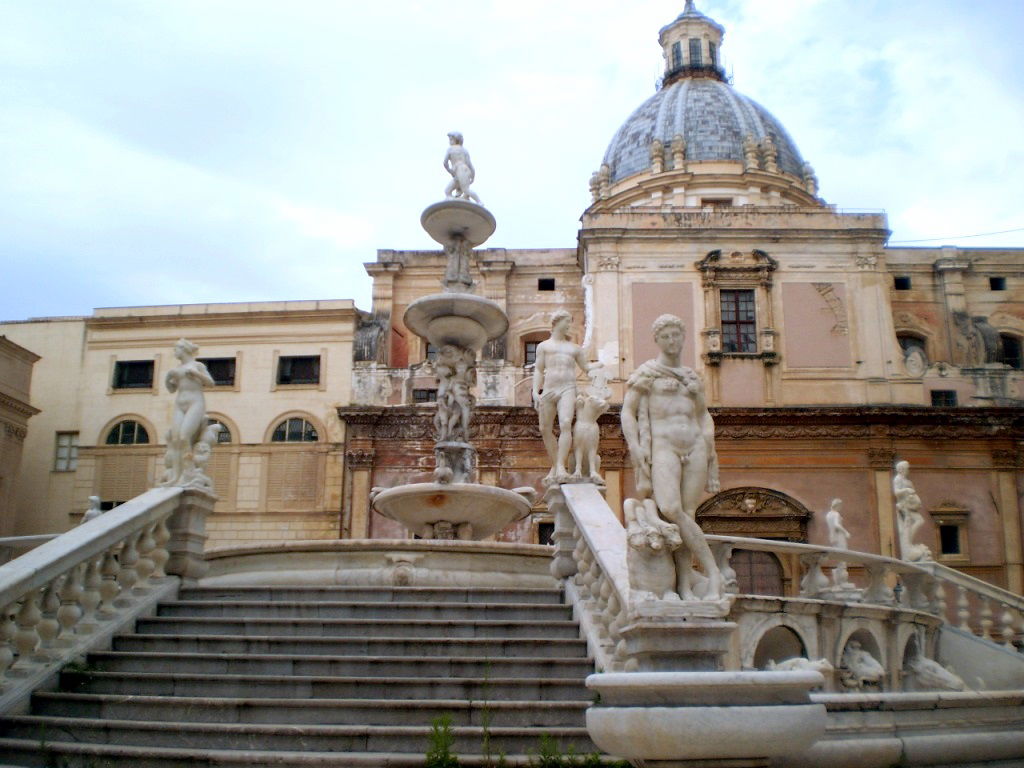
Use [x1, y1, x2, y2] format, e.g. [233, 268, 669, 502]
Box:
[162, 338, 214, 486]
[621, 314, 722, 601]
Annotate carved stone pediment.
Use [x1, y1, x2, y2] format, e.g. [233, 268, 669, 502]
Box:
[696, 487, 811, 542]
[696, 249, 778, 288]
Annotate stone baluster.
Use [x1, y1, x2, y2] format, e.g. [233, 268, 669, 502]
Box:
[35, 577, 62, 658]
[79, 555, 103, 632]
[979, 598, 993, 641]
[956, 585, 971, 631]
[595, 575, 612, 641]
[13, 590, 42, 672]
[999, 605, 1016, 649]
[115, 534, 140, 606]
[134, 526, 157, 594]
[901, 572, 937, 612]
[56, 564, 85, 646]
[934, 582, 947, 621]
[799, 552, 830, 598]
[150, 517, 171, 580]
[97, 547, 122, 619]
[0, 601, 17, 686]
[863, 564, 896, 605]
[711, 541, 739, 594]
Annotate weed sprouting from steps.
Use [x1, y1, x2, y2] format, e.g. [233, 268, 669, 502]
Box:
[426, 714, 461, 768]
[527, 734, 630, 767]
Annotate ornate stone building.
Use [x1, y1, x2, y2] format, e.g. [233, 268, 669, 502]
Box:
[0, 337, 39, 537]
[340, 2, 1024, 594]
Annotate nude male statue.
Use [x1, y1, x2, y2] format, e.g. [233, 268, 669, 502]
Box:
[444, 132, 481, 204]
[532, 310, 598, 483]
[621, 314, 722, 600]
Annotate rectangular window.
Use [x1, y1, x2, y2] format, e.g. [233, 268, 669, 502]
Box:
[426, 344, 438, 362]
[524, 341, 539, 367]
[701, 198, 733, 209]
[1001, 335, 1022, 370]
[672, 41, 682, 70]
[54, 432, 79, 471]
[413, 388, 438, 403]
[930, 390, 958, 407]
[720, 289, 757, 353]
[538, 278, 556, 291]
[112, 360, 154, 389]
[939, 524, 962, 556]
[100, 501, 124, 511]
[989, 276, 1006, 291]
[537, 521, 555, 546]
[198, 357, 236, 386]
[277, 355, 320, 385]
[689, 38, 702, 67]
[893, 276, 912, 290]
[708, 41, 718, 67]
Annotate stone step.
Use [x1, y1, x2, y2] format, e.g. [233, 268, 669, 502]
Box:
[32, 692, 589, 727]
[178, 586, 565, 605]
[58, 670, 592, 701]
[84, 650, 595, 679]
[113, 632, 588, 658]
[133, 616, 581, 639]
[0, 716, 598, 755]
[157, 600, 572, 621]
[0, 739, 617, 767]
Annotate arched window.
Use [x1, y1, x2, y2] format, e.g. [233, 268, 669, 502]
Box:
[105, 420, 150, 445]
[897, 333, 927, 357]
[271, 417, 319, 443]
[999, 334, 1022, 370]
[206, 419, 233, 443]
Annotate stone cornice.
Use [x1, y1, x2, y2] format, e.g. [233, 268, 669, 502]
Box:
[0, 391, 40, 419]
[87, 305, 356, 331]
[0, 336, 41, 364]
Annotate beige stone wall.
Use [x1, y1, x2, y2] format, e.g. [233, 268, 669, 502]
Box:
[1, 301, 356, 546]
[0, 336, 41, 536]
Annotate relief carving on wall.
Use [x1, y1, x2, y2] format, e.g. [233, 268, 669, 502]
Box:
[812, 283, 849, 336]
[696, 487, 812, 541]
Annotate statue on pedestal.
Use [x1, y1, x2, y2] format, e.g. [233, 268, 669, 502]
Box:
[826, 498, 854, 588]
[893, 460, 933, 562]
[621, 314, 723, 602]
[159, 338, 218, 492]
[443, 132, 482, 205]
[533, 310, 601, 484]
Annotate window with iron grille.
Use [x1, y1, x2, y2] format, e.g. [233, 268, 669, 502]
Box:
[709, 41, 718, 67]
[105, 420, 150, 445]
[720, 289, 757, 353]
[689, 38, 702, 67]
[198, 357, 236, 386]
[413, 388, 438, 403]
[672, 41, 682, 70]
[271, 417, 319, 442]
[930, 390, 958, 407]
[112, 360, 154, 389]
[54, 432, 79, 471]
[277, 355, 320, 385]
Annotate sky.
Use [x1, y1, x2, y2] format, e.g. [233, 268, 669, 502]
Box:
[2, 0, 1023, 321]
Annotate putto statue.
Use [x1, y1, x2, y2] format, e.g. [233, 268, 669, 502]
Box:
[532, 310, 601, 484]
[621, 314, 723, 603]
[893, 460, 933, 562]
[443, 131, 482, 204]
[80, 495, 103, 524]
[159, 338, 218, 492]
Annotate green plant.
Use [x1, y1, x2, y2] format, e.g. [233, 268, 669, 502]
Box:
[527, 734, 631, 767]
[426, 714, 461, 768]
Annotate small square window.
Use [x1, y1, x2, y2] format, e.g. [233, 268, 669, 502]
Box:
[989, 277, 1006, 291]
[893, 276, 912, 291]
[537, 278, 556, 291]
[413, 388, 437, 403]
[524, 341, 539, 367]
[53, 432, 79, 471]
[930, 390, 958, 407]
[277, 355, 320, 385]
[537, 521, 555, 546]
[701, 198, 733, 209]
[939, 524, 962, 556]
[198, 357, 236, 386]
[112, 360, 154, 389]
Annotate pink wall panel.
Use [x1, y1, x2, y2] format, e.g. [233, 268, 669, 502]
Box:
[631, 282, 696, 368]
[782, 282, 853, 368]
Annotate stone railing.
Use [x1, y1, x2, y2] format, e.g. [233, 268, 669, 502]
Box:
[0, 535, 58, 566]
[915, 560, 1024, 651]
[0, 487, 214, 711]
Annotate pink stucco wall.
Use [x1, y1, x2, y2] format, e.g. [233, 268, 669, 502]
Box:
[631, 282, 695, 368]
[782, 282, 853, 368]
[719, 358, 765, 405]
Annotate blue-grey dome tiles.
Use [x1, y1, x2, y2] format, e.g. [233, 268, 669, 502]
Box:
[603, 79, 805, 184]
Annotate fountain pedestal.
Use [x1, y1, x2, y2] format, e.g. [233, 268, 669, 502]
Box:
[372, 168, 534, 540]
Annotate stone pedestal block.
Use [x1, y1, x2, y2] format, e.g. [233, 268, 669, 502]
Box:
[166, 489, 215, 585]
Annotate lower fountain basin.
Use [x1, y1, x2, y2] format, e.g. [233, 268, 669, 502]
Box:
[404, 293, 508, 350]
[372, 483, 534, 541]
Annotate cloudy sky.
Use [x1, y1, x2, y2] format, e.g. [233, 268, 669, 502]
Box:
[3, 0, 1022, 321]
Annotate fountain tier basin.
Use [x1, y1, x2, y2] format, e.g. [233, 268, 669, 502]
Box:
[404, 293, 508, 350]
[421, 199, 496, 247]
[372, 483, 534, 541]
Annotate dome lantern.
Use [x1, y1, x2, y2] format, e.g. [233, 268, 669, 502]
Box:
[659, 0, 726, 86]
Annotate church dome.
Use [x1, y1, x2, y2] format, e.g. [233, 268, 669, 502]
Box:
[602, 78, 806, 184]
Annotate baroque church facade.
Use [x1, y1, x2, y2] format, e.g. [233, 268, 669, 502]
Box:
[2, 4, 1023, 596]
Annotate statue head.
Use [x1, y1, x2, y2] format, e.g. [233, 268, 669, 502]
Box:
[652, 314, 685, 356]
[447, 131, 464, 145]
[173, 337, 199, 360]
[895, 460, 909, 475]
[88, 495, 100, 509]
[831, 498, 843, 513]
[551, 309, 572, 332]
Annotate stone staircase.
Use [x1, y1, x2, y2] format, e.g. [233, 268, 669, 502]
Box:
[0, 585, 602, 766]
